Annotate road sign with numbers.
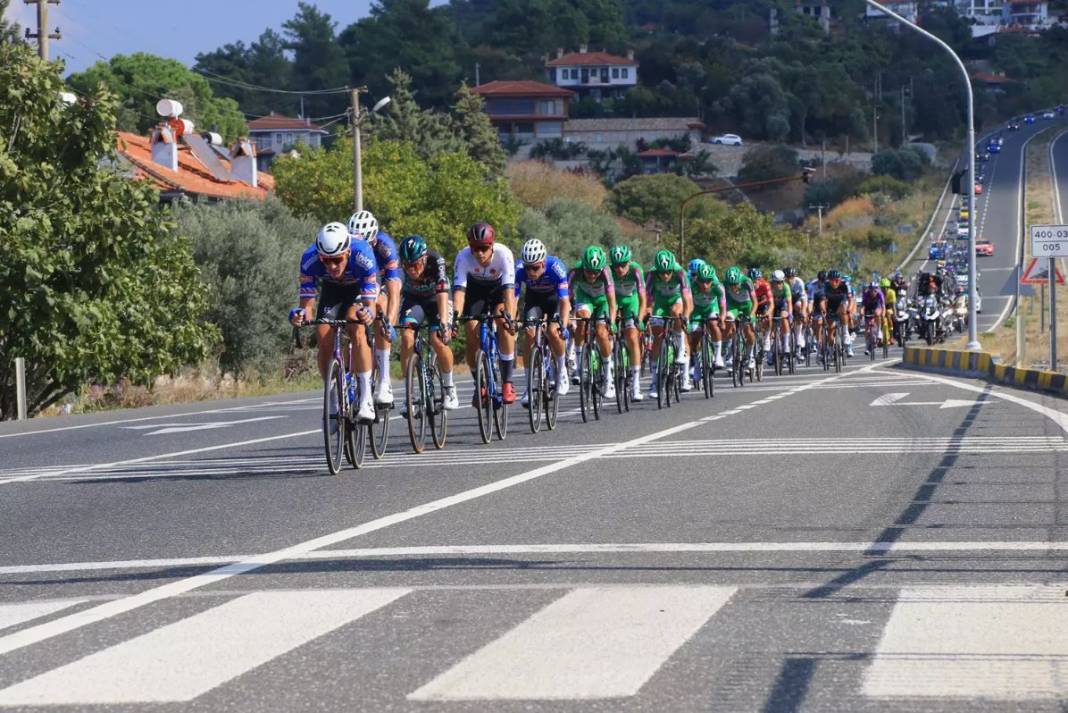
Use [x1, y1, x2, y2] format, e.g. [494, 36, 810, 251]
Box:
[1030, 224, 1068, 258]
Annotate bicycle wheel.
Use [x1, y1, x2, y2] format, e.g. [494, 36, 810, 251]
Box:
[322, 359, 345, 475]
[430, 366, 447, 450]
[868, 327, 876, 362]
[492, 358, 508, 441]
[657, 336, 670, 408]
[774, 331, 783, 376]
[788, 327, 797, 375]
[369, 363, 390, 460]
[730, 332, 742, 388]
[475, 351, 492, 444]
[527, 347, 544, 434]
[613, 340, 626, 414]
[404, 352, 426, 453]
[545, 356, 560, 430]
[753, 336, 763, 383]
[702, 331, 714, 399]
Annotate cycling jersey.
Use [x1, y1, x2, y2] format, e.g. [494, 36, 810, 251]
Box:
[771, 282, 792, 315]
[569, 264, 615, 319]
[612, 262, 645, 324]
[753, 278, 772, 306]
[789, 277, 808, 304]
[807, 278, 825, 302]
[454, 244, 516, 291]
[515, 255, 569, 299]
[884, 287, 898, 307]
[691, 280, 725, 313]
[299, 241, 379, 300]
[823, 280, 850, 312]
[401, 250, 449, 299]
[861, 289, 885, 313]
[366, 231, 401, 283]
[645, 265, 691, 316]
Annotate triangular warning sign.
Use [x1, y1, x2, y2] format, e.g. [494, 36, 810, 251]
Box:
[1021, 257, 1067, 285]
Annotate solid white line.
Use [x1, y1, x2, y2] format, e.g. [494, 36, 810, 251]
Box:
[864, 585, 1068, 699]
[991, 130, 1042, 331]
[0, 588, 410, 705]
[0, 599, 85, 632]
[408, 586, 736, 700]
[11, 540, 1068, 577]
[0, 367, 861, 657]
[1049, 127, 1068, 224]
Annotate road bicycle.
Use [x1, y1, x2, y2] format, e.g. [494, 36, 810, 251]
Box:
[864, 312, 879, 362]
[825, 314, 845, 373]
[770, 313, 793, 376]
[459, 311, 511, 444]
[752, 312, 767, 383]
[612, 314, 634, 413]
[654, 315, 684, 408]
[574, 316, 610, 423]
[640, 326, 653, 378]
[523, 316, 562, 433]
[728, 314, 754, 388]
[302, 318, 369, 474]
[693, 316, 716, 400]
[400, 323, 448, 453]
[369, 314, 392, 460]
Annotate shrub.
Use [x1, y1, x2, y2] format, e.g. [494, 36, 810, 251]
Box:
[856, 174, 913, 200]
[871, 145, 931, 181]
[506, 161, 608, 211]
[737, 144, 800, 184]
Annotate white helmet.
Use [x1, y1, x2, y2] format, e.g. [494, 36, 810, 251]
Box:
[521, 238, 547, 265]
[316, 222, 350, 256]
[771, 269, 786, 282]
[347, 210, 378, 241]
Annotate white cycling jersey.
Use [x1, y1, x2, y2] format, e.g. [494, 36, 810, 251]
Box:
[454, 244, 516, 290]
[789, 276, 808, 303]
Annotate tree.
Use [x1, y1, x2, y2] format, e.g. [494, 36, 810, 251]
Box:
[282, 3, 349, 118]
[610, 174, 723, 233]
[0, 0, 21, 45]
[194, 30, 295, 117]
[67, 53, 247, 141]
[871, 145, 930, 181]
[0, 43, 216, 418]
[452, 83, 507, 177]
[737, 144, 800, 184]
[366, 68, 460, 158]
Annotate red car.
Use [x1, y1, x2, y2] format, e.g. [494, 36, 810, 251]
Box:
[976, 240, 994, 257]
[974, 183, 983, 196]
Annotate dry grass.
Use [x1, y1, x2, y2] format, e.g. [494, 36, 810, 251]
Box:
[505, 161, 608, 210]
[826, 196, 875, 227]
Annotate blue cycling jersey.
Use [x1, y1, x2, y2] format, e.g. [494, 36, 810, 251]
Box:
[367, 231, 402, 283]
[514, 255, 569, 299]
[299, 240, 379, 300]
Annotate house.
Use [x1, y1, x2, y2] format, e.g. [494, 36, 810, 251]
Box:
[545, 46, 638, 102]
[637, 148, 679, 174]
[796, 1, 833, 33]
[115, 121, 273, 203]
[864, 0, 919, 23]
[1002, 0, 1049, 28]
[562, 117, 705, 151]
[247, 113, 328, 170]
[471, 80, 575, 142]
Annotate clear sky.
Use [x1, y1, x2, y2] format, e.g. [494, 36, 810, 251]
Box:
[3, 0, 398, 74]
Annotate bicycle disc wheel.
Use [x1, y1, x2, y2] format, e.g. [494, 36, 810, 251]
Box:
[475, 352, 492, 444]
[656, 338, 669, 408]
[322, 360, 344, 475]
[404, 353, 426, 453]
[527, 348, 544, 433]
[492, 358, 507, 441]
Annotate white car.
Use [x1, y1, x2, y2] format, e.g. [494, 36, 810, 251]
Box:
[709, 134, 743, 146]
[957, 224, 971, 238]
[1042, 111, 1056, 120]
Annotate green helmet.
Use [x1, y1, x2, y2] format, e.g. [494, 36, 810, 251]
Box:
[581, 245, 607, 271]
[399, 235, 428, 264]
[609, 244, 632, 266]
[654, 249, 676, 273]
[697, 264, 716, 283]
[725, 266, 744, 285]
[880, 277, 891, 288]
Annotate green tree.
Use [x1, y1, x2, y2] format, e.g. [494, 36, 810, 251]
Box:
[175, 198, 317, 376]
[0, 0, 21, 44]
[737, 144, 800, 184]
[367, 69, 459, 158]
[282, 3, 349, 117]
[452, 83, 507, 176]
[193, 30, 295, 117]
[610, 174, 723, 234]
[871, 145, 930, 181]
[67, 53, 247, 141]
[0, 43, 216, 418]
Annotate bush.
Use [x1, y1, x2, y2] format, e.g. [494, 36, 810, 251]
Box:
[871, 145, 931, 181]
[519, 200, 624, 265]
[175, 198, 317, 377]
[506, 161, 608, 211]
[856, 174, 914, 200]
[737, 143, 800, 184]
[611, 174, 722, 232]
[529, 138, 588, 160]
[803, 169, 866, 210]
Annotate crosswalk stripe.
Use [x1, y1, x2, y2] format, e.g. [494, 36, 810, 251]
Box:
[0, 600, 85, 633]
[863, 585, 1068, 700]
[0, 588, 409, 706]
[408, 585, 736, 701]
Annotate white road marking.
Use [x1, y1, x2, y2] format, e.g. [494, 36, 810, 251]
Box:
[991, 130, 1042, 331]
[870, 392, 908, 406]
[868, 393, 980, 409]
[123, 415, 283, 435]
[0, 588, 410, 706]
[0, 600, 85, 632]
[864, 585, 1068, 699]
[10, 539, 1068, 577]
[0, 366, 870, 658]
[408, 585, 736, 701]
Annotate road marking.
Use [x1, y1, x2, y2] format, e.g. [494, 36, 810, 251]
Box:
[408, 585, 736, 701]
[868, 392, 980, 409]
[1049, 127, 1067, 223]
[11, 539, 1068, 577]
[0, 600, 85, 632]
[0, 588, 409, 705]
[122, 415, 283, 435]
[991, 129, 1043, 331]
[864, 585, 1068, 699]
[0, 366, 868, 658]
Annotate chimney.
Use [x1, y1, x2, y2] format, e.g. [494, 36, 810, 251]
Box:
[150, 124, 178, 171]
[556, 47, 564, 59]
[230, 138, 258, 188]
[579, 44, 588, 53]
[627, 49, 634, 61]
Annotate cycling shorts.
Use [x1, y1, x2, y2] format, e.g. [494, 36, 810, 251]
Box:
[400, 295, 445, 330]
[689, 304, 720, 332]
[461, 282, 506, 319]
[522, 291, 560, 324]
[574, 293, 609, 320]
[725, 302, 753, 321]
[773, 298, 792, 319]
[617, 294, 641, 328]
[651, 294, 683, 317]
[316, 282, 372, 321]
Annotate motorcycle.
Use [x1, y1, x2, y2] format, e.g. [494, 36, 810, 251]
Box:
[894, 297, 910, 347]
[920, 294, 941, 345]
[951, 295, 968, 335]
[941, 299, 957, 337]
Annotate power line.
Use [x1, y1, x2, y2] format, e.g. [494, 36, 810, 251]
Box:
[193, 68, 350, 96]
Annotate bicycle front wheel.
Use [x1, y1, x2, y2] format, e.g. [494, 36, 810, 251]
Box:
[322, 360, 345, 475]
[702, 332, 714, 399]
[430, 367, 448, 450]
[579, 343, 592, 423]
[405, 353, 426, 453]
[527, 348, 544, 434]
[492, 357, 507, 441]
[545, 358, 560, 431]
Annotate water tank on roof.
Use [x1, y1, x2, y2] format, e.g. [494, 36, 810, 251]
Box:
[155, 99, 184, 118]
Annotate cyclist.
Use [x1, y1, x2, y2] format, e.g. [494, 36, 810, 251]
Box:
[750, 268, 773, 358]
[722, 266, 757, 369]
[453, 222, 518, 405]
[786, 267, 808, 358]
[397, 235, 458, 411]
[569, 246, 618, 401]
[861, 280, 885, 354]
[768, 269, 792, 365]
[644, 249, 693, 399]
[515, 238, 571, 401]
[821, 269, 851, 359]
[688, 263, 727, 384]
[290, 222, 379, 422]
[807, 270, 827, 354]
[610, 244, 648, 402]
[348, 210, 401, 406]
[843, 274, 858, 357]
[688, 257, 707, 284]
[880, 277, 897, 347]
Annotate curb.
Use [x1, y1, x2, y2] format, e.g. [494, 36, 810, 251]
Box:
[901, 346, 1068, 398]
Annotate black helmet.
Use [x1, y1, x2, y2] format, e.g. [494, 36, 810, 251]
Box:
[827, 269, 842, 280]
[817, 270, 827, 282]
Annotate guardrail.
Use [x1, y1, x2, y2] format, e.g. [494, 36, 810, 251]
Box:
[902, 346, 1068, 397]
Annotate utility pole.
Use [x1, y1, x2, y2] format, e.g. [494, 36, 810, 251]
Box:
[809, 204, 827, 236]
[23, 0, 61, 61]
[351, 87, 365, 212]
[873, 103, 879, 154]
[821, 137, 827, 180]
[475, 62, 481, 87]
[900, 84, 907, 146]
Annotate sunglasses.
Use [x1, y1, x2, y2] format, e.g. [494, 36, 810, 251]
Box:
[525, 262, 546, 274]
[471, 244, 492, 254]
[583, 269, 600, 279]
[321, 256, 345, 266]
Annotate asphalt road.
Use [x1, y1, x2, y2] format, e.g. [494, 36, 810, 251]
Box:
[1052, 125, 1068, 225]
[2, 350, 1068, 712]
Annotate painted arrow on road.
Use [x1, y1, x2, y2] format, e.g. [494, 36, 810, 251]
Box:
[869, 393, 980, 409]
[123, 416, 283, 436]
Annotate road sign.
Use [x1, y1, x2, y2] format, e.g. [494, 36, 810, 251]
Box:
[1020, 257, 1066, 285]
[1030, 224, 1068, 258]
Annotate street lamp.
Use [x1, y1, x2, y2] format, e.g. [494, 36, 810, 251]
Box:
[350, 89, 392, 212]
[863, 0, 979, 350]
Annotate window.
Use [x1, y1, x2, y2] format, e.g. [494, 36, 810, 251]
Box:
[549, 68, 556, 82]
[622, 68, 629, 79]
[612, 68, 619, 78]
[273, 133, 282, 144]
[570, 69, 579, 79]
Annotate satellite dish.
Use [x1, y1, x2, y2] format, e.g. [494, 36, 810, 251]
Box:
[372, 96, 392, 113]
[155, 99, 183, 118]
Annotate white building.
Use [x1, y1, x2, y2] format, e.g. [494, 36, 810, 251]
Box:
[247, 113, 328, 169]
[545, 46, 638, 102]
[865, 0, 919, 23]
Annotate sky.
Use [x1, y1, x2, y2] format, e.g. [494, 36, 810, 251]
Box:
[3, 0, 407, 74]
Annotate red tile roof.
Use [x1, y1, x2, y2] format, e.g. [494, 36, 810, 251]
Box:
[247, 113, 327, 132]
[471, 80, 575, 98]
[637, 148, 679, 157]
[972, 71, 1018, 84]
[116, 131, 274, 201]
[546, 51, 636, 67]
